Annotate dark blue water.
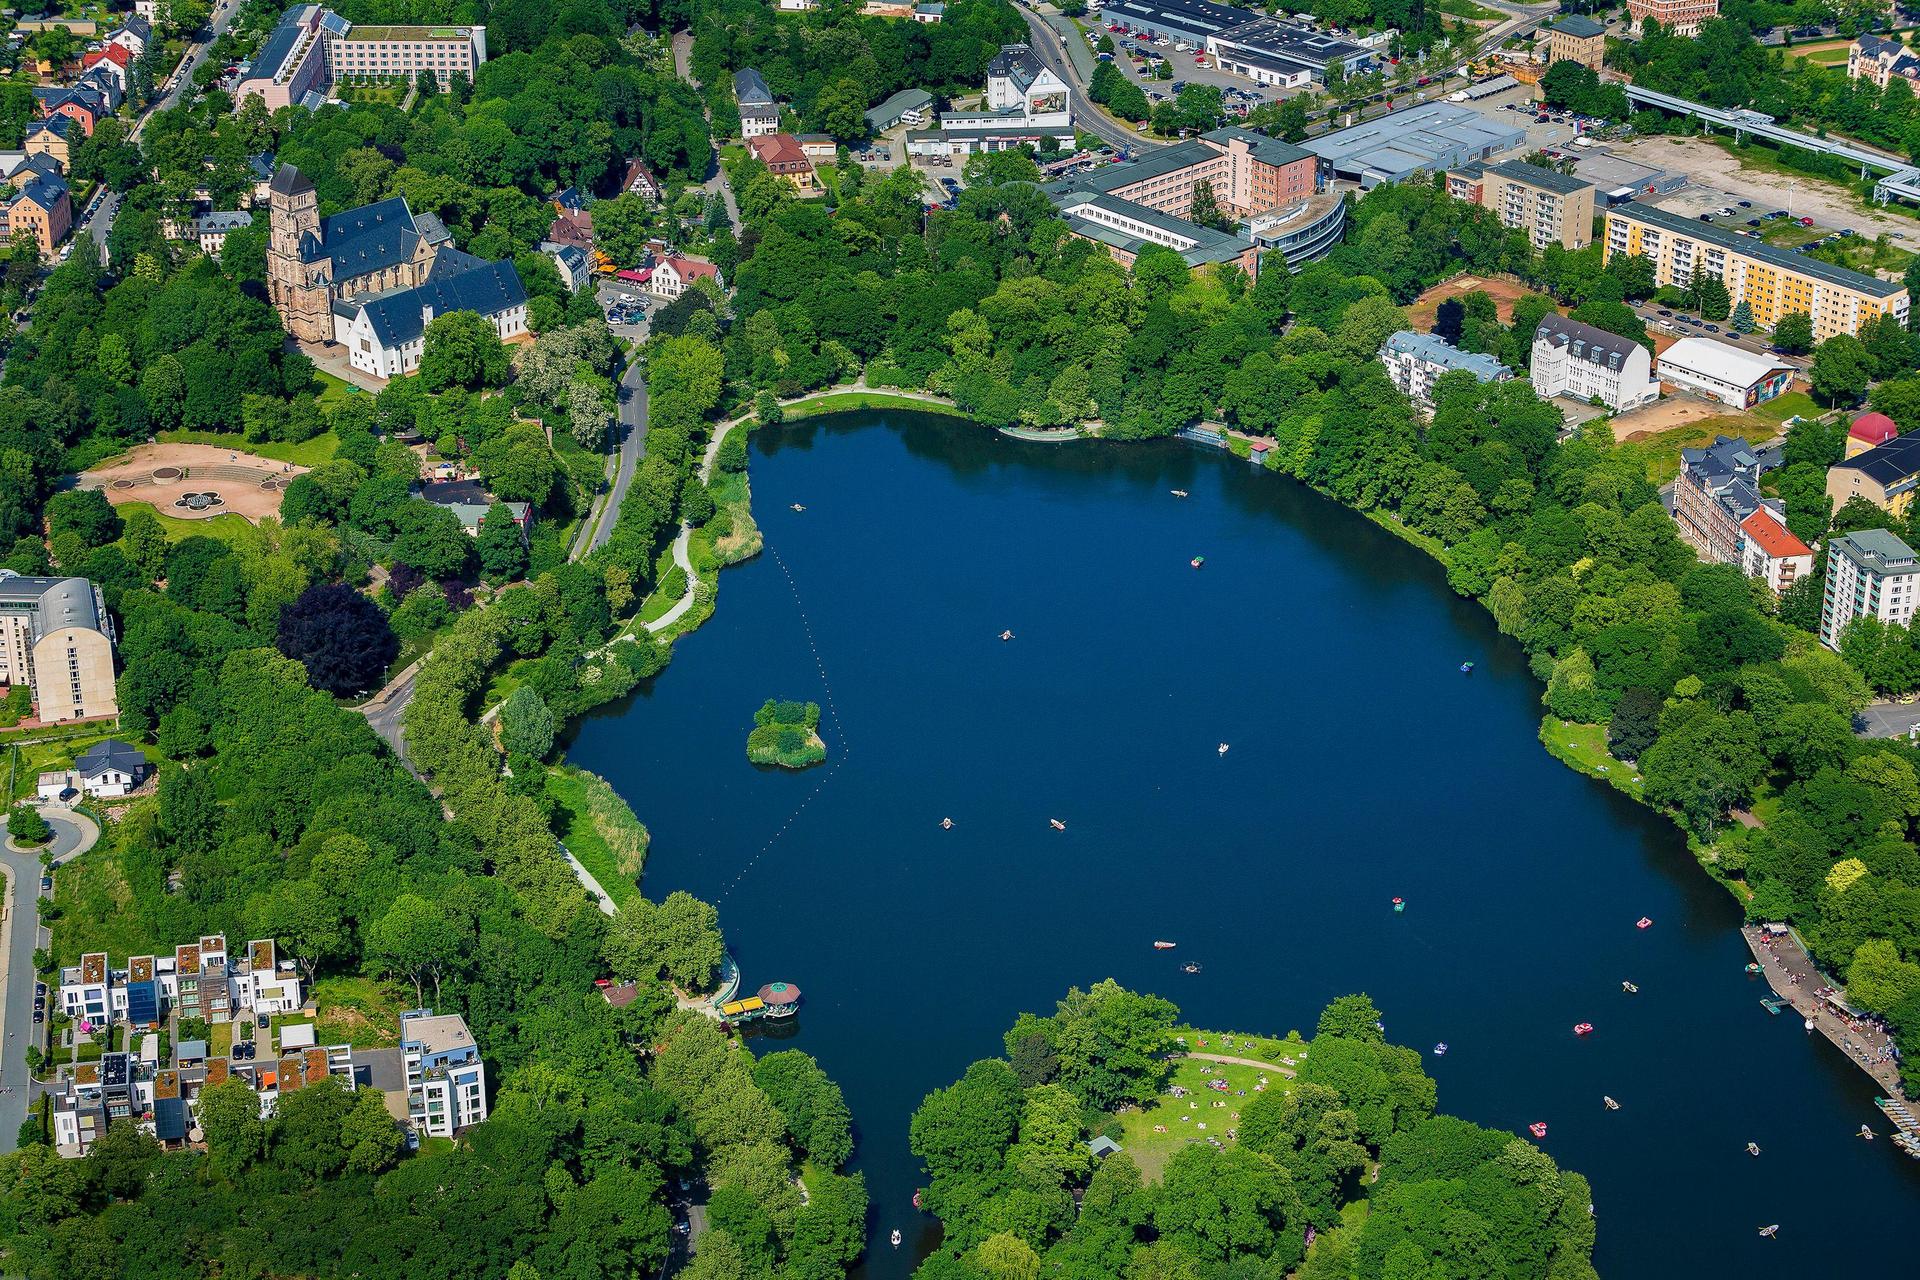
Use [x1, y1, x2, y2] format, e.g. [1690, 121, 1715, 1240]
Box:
[568, 412, 1920, 1277]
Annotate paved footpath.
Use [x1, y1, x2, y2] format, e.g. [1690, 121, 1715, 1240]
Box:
[0, 809, 100, 1151]
[1742, 924, 1909, 1113]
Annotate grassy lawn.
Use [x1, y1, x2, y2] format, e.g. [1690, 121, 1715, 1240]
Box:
[1539, 716, 1643, 800]
[1754, 391, 1818, 424]
[314, 370, 361, 410]
[1114, 1042, 1303, 1182]
[210, 1021, 234, 1057]
[110, 501, 257, 546]
[157, 428, 339, 468]
[269, 975, 404, 1049]
[1436, 0, 1501, 18]
[481, 656, 538, 710]
[784, 391, 966, 420]
[50, 850, 171, 969]
[547, 763, 649, 908]
[708, 464, 762, 566]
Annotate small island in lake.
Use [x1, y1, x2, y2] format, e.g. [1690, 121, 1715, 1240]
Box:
[747, 698, 826, 769]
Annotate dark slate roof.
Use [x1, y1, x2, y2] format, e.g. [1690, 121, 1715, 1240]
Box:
[733, 67, 773, 106]
[311, 196, 425, 278]
[1838, 432, 1920, 486]
[28, 114, 75, 138]
[248, 152, 276, 182]
[418, 479, 490, 507]
[76, 739, 145, 778]
[269, 162, 313, 197]
[988, 44, 1045, 90]
[15, 173, 68, 213]
[1485, 158, 1591, 197]
[355, 259, 526, 349]
[124, 14, 152, 41]
[1534, 314, 1641, 370]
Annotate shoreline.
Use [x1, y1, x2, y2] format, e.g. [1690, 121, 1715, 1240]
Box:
[711, 395, 1916, 1111]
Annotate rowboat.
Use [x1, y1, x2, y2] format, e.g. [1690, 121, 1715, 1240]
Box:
[1190, 556, 1205, 569]
[1049, 819, 1066, 831]
[1153, 941, 1176, 950]
[1747, 1142, 1761, 1156]
[1528, 1122, 1548, 1139]
[1635, 917, 1653, 929]
[1603, 1097, 1619, 1111]
[1573, 1023, 1594, 1036]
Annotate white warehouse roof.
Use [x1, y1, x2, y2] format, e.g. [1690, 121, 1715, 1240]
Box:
[1657, 337, 1794, 389]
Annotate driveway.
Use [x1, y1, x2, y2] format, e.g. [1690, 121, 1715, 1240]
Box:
[0, 808, 100, 1152]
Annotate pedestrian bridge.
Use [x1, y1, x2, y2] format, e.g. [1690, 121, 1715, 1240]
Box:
[1622, 83, 1920, 205]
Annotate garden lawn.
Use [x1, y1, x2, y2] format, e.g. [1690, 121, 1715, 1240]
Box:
[158, 428, 339, 467]
[111, 501, 260, 546]
[1114, 1046, 1300, 1182]
[1616, 392, 1813, 487]
[6, 732, 147, 804]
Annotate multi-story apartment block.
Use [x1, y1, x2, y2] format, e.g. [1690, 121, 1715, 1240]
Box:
[1604, 202, 1908, 341]
[1673, 435, 1770, 565]
[1739, 508, 1813, 596]
[1379, 330, 1512, 408]
[58, 935, 303, 1030]
[402, 1009, 489, 1137]
[1848, 33, 1920, 89]
[1627, 0, 1718, 36]
[1530, 314, 1660, 411]
[1821, 528, 1920, 649]
[0, 572, 117, 724]
[1451, 159, 1595, 250]
[235, 5, 487, 111]
[1826, 431, 1920, 518]
[1543, 14, 1606, 70]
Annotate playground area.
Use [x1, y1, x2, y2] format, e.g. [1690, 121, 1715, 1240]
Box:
[77, 443, 307, 525]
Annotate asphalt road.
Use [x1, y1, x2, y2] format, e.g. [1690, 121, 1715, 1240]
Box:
[1013, 1, 1162, 150]
[359, 660, 421, 767]
[0, 808, 100, 1153]
[593, 358, 650, 553]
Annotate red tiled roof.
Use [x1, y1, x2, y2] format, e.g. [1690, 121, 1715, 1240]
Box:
[1741, 508, 1812, 560]
[85, 45, 131, 69]
[1851, 412, 1899, 445]
[747, 132, 810, 169]
[665, 255, 717, 280]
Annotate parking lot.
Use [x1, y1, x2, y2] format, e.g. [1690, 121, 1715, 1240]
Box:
[596, 280, 653, 342]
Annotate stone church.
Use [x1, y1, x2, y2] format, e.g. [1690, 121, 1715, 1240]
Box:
[265, 162, 455, 344]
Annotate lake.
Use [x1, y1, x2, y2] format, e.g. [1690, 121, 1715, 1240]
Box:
[567, 411, 1920, 1277]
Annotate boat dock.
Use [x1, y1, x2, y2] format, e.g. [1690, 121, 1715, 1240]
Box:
[1741, 924, 1911, 1116]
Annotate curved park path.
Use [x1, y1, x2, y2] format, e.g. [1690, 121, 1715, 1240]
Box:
[1185, 1051, 1297, 1078]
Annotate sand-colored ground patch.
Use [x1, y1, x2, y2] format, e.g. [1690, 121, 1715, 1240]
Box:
[77, 442, 308, 525]
[1405, 273, 1539, 332]
[1609, 398, 1724, 442]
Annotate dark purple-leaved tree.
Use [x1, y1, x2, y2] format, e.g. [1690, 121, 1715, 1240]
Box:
[276, 583, 398, 697]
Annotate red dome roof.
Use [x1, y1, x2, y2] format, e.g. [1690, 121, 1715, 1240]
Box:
[1851, 412, 1899, 444]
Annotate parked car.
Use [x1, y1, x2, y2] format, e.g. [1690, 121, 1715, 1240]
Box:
[1746, 218, 1762, 227]
[40, 875, 52, 892]
[1800, 216, 1815, 226]
[1706, 324, 1720, 333]
[1737, 199, 1751, 207]
[1657, 309, 1672, 317]
[1698, 213, 1712, 222]
[32, 1010, 42, 1024]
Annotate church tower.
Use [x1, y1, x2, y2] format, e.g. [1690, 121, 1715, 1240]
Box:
[265, 164, 334, 344]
